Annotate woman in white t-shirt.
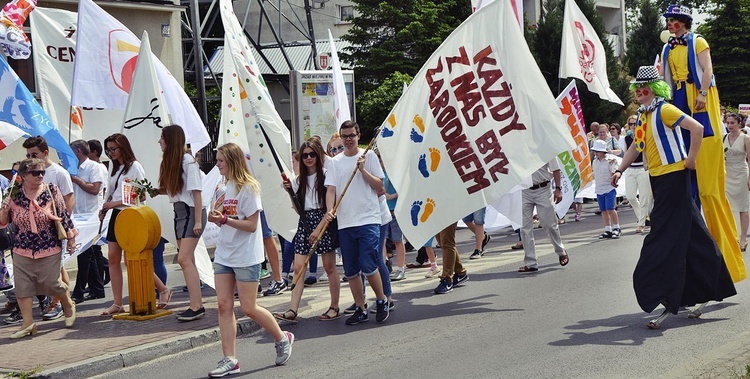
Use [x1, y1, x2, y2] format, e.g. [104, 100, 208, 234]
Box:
[206, 143, 293, 375]
[154, 125, 206, 321]
[99, 133, 171, 316]
[274, 139, 340, 322]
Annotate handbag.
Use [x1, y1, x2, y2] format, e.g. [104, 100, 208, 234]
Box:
[0, 222, 15, 251]
[46, 185, 67, 240]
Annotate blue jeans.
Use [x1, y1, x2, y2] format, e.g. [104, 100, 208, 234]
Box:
[378, 224, 392, 297]
[279, 236, 294, 275]
[152, 237, 168, 285]
[338, 224, 380, 278]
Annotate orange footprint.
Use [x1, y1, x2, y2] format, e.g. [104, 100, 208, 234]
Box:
[428, 147, 441, 172]
[413, 115, 425, 133]
[420, 198, 436, 223]
[388, 114, 397, 128]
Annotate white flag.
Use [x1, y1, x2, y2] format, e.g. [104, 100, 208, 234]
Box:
[377, 0, 576, 247]
[328, 29, 351, 128]
[219, 0, 298, 240]
[474, 0, 522, 28]
[559, 0, 623, 105]
[0, 123, 26, 150]
[71, 0, 210, 151]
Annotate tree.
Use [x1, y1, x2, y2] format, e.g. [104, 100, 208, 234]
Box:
[625, 0, 710, 13]
[699, 0, 750, 107]
[532, 0, 631, 125]
[625, 0, 665, 75]
[356, 72, 413, 141]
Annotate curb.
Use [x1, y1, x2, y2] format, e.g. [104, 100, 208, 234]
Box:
[33, 317, 260, 379]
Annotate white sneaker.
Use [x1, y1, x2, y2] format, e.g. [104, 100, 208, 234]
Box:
[424, 266, 441, 278]
[208, 356, 240, 377]
[319, 272, 328, 282]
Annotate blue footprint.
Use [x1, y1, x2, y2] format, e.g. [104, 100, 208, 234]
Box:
[410, 201, 423, 226]
[418, 154, 430, 178]
[381, 128, 394, 138]
[410, 128, 423, 143]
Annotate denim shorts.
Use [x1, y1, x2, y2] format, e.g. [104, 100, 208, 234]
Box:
[462, 207, 486, 225]
[385, 214, 403, 242]
[213, 262, 261, 282]
[260, 211, 273, 239]
[338, 224, 380, 278]
[597, 189, 617, 211]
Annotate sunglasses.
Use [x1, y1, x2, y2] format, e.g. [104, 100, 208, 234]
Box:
[610, 128, 618, 131]
[25, 152, 40, 158]
[301, 152, 318, 159]
[105, 147, 120, 154]
[628, 122, 636, 126]
[341, 133, 358, 140]
[28, 170, 46, 177]
[329, 145, 344, 153]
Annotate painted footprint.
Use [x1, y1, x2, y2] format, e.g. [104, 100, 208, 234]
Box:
[413, 114, 425, 133]
[418, 154, 430, 178]
[420, 198, 436, 223]
[388, 114, 397, 128]
[410, 128, 424, 143]
[411, 201, 423, 226]
[428, 147, 441, 172]
[381, 128, 395, 138]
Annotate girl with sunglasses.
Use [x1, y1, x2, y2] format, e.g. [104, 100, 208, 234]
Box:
[275, 138, 341, 322]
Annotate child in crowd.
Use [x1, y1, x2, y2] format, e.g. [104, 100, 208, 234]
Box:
[591, 139, 621, 239]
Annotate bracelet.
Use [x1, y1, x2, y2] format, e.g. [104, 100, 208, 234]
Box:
[221, 214, 228, 225]
[615, 170, 623, 175]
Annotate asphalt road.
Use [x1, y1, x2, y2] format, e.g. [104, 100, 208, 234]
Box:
[91, 205, 750, 379]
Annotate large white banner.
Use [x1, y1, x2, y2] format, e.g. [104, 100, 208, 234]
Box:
[219, 0, 297, 240]
[327, 29, 350, 128]
[559, 0, 623, 105]
[378, 0, 576, 247]
[30, 7, 123, 145]
[70, 0, 210, 152]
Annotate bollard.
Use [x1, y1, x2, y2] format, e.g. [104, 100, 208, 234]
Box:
[112, 205, 172, 320]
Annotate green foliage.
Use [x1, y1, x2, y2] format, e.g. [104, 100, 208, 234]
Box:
[700, 0, 750, 107]
[532, 0, 631, 125]
[184, 81, 222, 124]
[625, 0, 710, 13]
[625, 0, 665, 75]
[356, 72, 413, 140]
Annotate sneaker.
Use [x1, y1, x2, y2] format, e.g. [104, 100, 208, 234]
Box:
[208, 356, 240, 378]
[259, 269, 271, 280]
[598, 231, 614, 239]
[263, 280, 288, 296]
[42, 303, 63, 320]
[390, 270, 406, 281]
[574, 213, 581, 222]
[0, 301, 17, 315]
[318, 272, 328, 283]
[452, 272, 469, 287]
[177, 307, 206, 322]
[425, 266, 442, 278]
[335, 254, 343, 266]
[370, 301, 395, 313]
[612, 228, 621, 239]
[345, 306, 368, 325]
[344, 303, 367, 314]
[482, 232, 491, 250]
[434, 278, 453, 294]
[38, 296, 50, 317]
[375, 299, 389, 322]
[304, 275, 317, 286]
[4, 308, 22, 324]
[275, 331, 294, 366]
[469, 249, 483, 260]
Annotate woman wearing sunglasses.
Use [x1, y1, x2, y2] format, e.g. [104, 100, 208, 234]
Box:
[99, 133, 172, 316]
[0, 158, 78, 338]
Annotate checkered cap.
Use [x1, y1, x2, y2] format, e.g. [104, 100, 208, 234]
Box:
[630, 66, 661, 84]
[664, 4, 692, 20]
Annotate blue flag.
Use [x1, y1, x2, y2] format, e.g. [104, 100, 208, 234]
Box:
[0, 55, 77, 175]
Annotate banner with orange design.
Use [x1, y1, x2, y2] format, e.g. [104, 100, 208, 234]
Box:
[377, 0, 576, 247]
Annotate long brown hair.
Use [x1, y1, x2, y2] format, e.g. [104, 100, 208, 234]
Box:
[158, 125, 191, 197]
[296, 139, 326, 210]
[104, 133, 137, 176]
[216, 143, 261, 194]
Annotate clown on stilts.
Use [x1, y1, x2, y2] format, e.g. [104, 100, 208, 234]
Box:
[660, 5, 747, 298]
[612, 66, 736, 330]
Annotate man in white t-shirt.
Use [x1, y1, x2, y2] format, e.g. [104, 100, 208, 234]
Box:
[22, 136, 76, 321]
[68, 140, 107, 303]
[324, 121, 389, 325]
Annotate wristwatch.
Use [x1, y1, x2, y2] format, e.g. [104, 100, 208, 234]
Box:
[699, 89, 708, 96]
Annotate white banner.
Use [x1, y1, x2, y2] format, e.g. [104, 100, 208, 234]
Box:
[559, 0, 623, 105]
[328, 29, 351, 128]
[377, 0, 576, 247]
[219, 0, 298, 240]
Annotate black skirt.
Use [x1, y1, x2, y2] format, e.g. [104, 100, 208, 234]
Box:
[293, 208, 339, 255]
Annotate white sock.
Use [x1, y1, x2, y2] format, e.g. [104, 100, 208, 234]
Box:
[605, 226, 612, 232]
[613, 224, 620, 230]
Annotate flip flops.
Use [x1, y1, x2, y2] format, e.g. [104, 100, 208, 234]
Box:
[559, 252, 569, 266]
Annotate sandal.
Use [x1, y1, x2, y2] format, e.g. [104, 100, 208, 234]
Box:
[559, 252, 569, 266]
[100, 303, 125, 316]
[157, 289, 173, 310]
[741, 240, 748, 252]
[517, 266, 539, 273]
[317, 307, 341, 321]
[274, 309, 298, 323]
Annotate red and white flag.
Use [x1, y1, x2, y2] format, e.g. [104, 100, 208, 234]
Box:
[328, 29, 351, 128]
[654, 54, 662, 74]
[0, 123, 26, 150]
[559, 0, 623, 105]
[473, 0, 522, 28]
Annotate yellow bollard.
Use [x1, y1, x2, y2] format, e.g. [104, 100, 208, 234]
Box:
[112, 205, 172, 320]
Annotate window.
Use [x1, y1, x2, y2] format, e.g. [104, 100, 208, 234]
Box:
[339, 5, 354, 22]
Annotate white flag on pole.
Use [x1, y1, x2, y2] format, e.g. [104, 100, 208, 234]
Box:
[474, 0, 522, 28]
[377, 0, 576, 247]
[71, 0, 210, 151]
[559, 0, 623, 105]
[0, 123, 26, 150]
[328, 29, 351, 128]
[219, 0, 298, 240]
